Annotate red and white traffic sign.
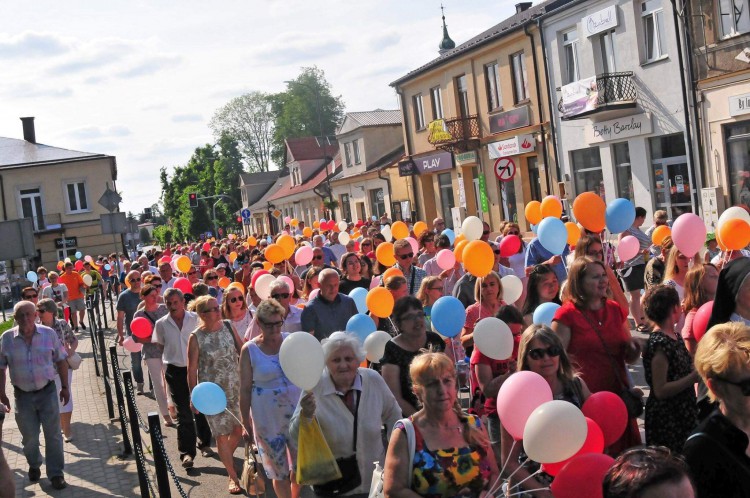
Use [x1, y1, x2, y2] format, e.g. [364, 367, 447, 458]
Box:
[494, 157, 516, 182]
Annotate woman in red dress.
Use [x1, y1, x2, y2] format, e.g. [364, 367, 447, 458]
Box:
[551, 257, 642, 455]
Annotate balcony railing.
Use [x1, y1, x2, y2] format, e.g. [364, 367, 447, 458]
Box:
[427, 115, 481, 151]
[558, 72, 637, 119]
[27, 213, 63, 233]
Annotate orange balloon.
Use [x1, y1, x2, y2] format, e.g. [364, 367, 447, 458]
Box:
[228, 251, 238, 263]
[572, 192, 606, 232]
[366, 287, 395, 318]
[277, 234, 296, 259]
[454, 234, 466, 247]
[716, 230, 728, 252]
[719, 218, 750, 250]
[290, 218, 299, 227]
[454, 240, 469, 263]
[413, 221, 428, 237]
[391, 221, 409, 240]
[218, 276, 231, 289]
[376, 242, 396, 267]
[525, 201, 542, 225]
[248, 236, 258, 247]
[651, 225, 672, 246]
[227, 282, 245, 295]
[565, 222, 581, 246]
[463, 240, 494, 277]
[303, 227, 313, 238]
[313, 221, 321, 229]
[264, 244, 285, 264]
[540, 196, 563, 219]
[382, 267, 404, 281]
[262, 261, 273, 271]
[176, 255, 192, 273]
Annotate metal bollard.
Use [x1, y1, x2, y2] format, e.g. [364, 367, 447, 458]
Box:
[123, 371, 150, 498]
[148, 412, 172, 498]
[88, 307, 101, 378]
[98, 326, 115, 420]
[100, 286, 109, 328]
[110, 346, 132, 456]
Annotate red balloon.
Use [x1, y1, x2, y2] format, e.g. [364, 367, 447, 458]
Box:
[74, 260, 84, 271]
[499, 235, 522, 257]
[542, 417, 605, 476]
[202, 242, 211, 252]
[131, 317, 153, 339]
[250, 270, 270, 289]
[582, 392, 628, 447]
[173, 277, 193, 295]
[692, 300, 714, 343]
[550, 453, 615, 498]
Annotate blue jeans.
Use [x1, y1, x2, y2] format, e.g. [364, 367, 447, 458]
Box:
[130, 350, 144, 384]
[14, 382, 65, 478]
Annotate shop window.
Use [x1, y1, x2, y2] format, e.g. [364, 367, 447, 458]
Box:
[485, 63, 502, 111]
[369, 188, 386, 218]
[612, 142, 634, 201]
[430, 86, 444, 120]
[725, 122, 750, 209]
[511, 51, 529, 103]
[438, 173, 456, 229]
[649, 133, 693, 218]
[413, 94, 426, 130]
[528, 156, 542, 201]
[719, 0, 750, 37]
[562, 29, 580, 84]
[570, 147, 605, 199]
[642, 0, 667, 62]
[340, 193, 352, 222]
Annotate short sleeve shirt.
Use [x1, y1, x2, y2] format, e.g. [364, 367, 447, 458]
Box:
[59, 271, 85, 300]
[117, 290, 143, 335]
[0, 325, 67, 392]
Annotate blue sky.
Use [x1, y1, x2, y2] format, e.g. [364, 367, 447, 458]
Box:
[1, 0, 520, 214]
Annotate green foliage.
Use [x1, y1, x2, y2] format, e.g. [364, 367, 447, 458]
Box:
[152, 225, 173, 245]
[0, 318, 15, 335]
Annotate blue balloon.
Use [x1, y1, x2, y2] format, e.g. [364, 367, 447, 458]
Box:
[190, 382, 227, 415]
[533, 302, 561, 327]
[442, 229, 456, 246]
[537, 217, 568, 255]
[104, 264, 112, 271]
[26, 271, 38, 283]
[75, 251, 82, 259]
[346, 313, 377, 342]
[431, 296, 466, 338]
[606, 198, 636, 234]
[349, 287, 368, 314]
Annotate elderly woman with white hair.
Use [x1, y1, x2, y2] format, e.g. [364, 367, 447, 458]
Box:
[290, 332, 401, 497]
[243, 280, 303, 341]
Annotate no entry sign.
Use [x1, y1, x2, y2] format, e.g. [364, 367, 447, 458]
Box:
[494, 157, 516, 182]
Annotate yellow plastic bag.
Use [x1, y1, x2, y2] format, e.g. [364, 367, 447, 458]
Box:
[296, 416, 342, 485]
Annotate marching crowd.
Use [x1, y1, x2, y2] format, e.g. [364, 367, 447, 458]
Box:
[0, 206, 749, 498]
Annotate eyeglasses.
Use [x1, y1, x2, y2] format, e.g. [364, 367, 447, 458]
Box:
[361, 243, 372, 247]
[715, 376, 750, 396]
[527, 346, 562, 360]
[36, 308, 49, 314]
[398, 252, 414, 260]
[313, 255, 323, 260]
[399, 311, 426, 322]
[188, 271, 197, 275]
[201, 306, 221, 314]
[507, 231, 520, 235]
[271, 293, 290, 300]
[23, 294, 38, 299]
[153, 284, 163, 288]
[131, 278, 142, 283]
[206, 276, 219, 281]
[260, 319, 284, 328]
[229, 296, 245, 303]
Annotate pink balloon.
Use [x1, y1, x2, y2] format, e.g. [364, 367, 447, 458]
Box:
[406, 237, 419, 255]
[693, 300, 714, 342]
[496, 371, 553, 440]
[369, 276, 381, 289]
[122, 336, 142, 353]
[672, 213, 707, 258]
[308, 289, 320, 300]
[617, 235, 640, 262]
[277, 275, 295, 294]
[173, 277, 193, 294]
[295, 246, 313, 266]
[436, 249, 456, 271]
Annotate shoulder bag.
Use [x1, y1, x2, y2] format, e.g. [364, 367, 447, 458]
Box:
[369, 417, 416, 498]
[240, 443, 266, 496]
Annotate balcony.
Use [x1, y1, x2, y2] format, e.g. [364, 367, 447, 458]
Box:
[27, 213, 63, 233]
[427, 115, 481, 153]
[558, 72, 637, 120]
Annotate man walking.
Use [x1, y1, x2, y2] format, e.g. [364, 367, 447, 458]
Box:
[393, 239, 426, 295]
[0, 301, 69, 489]
[117, 271, 145, 393]
[58, 262, 87, 331]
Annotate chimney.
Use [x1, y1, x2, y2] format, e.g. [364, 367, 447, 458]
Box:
[20, 117, 36, 143]
[516, 2, 533, 13]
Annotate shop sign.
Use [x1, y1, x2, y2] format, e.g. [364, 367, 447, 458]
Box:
[729, 92, 750, 117]
[584, 6, 618, 37]
[55, 237, 77, 249]
[398, 159, 418, 177]
[413, 150, 454, 174]
[427, 119, 453, 141]
[478, 175, 490, 212]
[488, 134, 535, 159]
[587, 113, 652, 143]
[560, 77, 598, 118]
[489, 106, 531, 135]
[457, 176, 467, 208]
[455, 151, 477, 166]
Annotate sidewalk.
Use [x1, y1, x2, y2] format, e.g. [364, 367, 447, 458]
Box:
[1, 327, 140, 497]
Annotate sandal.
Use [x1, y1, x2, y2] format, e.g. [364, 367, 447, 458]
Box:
[636, 323, 652, 333]
[228, 479, 242, 495]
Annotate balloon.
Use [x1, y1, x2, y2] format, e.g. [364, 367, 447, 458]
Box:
[542, 417, 605, 476]
[265, 244, 286, 264]
[262, 261, 273, 271]
[454, 233, 466, 247]
[463, 241, 494, 277]
[617, 235, 640, 262]
[375, 242, 396, 267]
[540, 196, 563, 219]
[75, 251, 82, 259]
[284, 216, 291, 224]
[75, 260, 84, 272]
[122, 336, 142, 353]
[337, 221, 348, 232]
[430, 296, 465, 338]
[349, 287, 368, 314]
[295, 246, 313, 266]
[391, 221, 409, 240]
[339, 232, 351, 245]
[605, 198, 636, 233]
[651, 225, 672, 245]
[251, 270, 270, 289]
[562, 222, 580, 247]
[247, 236, 258, 247]
[718, 205, 750, 232]
[523, 400, 587, 463]
[202, 242, 211, 252]
[573, 192, 606, 233]
[382, 267, 404, 281]
[413, 221, 428, 237]
[454, 240, 469, 263]
[499, 235, 521, 257]
[176, 256, 192, 273]
[346, 314, 377, 342]
[537, 217, 568, 255]
[84, 255, 93, 263]
[405, 237, 419, 255]
[303, 227, 313, 238]
[276, 276, 295, 294]
[473, 318, 514, 360]
[131, 317, 153, 339]
[501, 275, 523, 305]
[218, 276, 231, 289]
[173, 277, 192, 294]
[582, 391, 628, 447]
[291, 218, 299, 227]
[276, 235, 296, 260]
[369, 276, 381, 289]
[550, 453, 615, 498]
[525, 201, 542, 225]
[461, 216, 484, 241]
[436, 249, 456, 271]
[441, 228, 456, 246]
[381, 225, 393, 242]
[82, 274, 93, 286]
[227, 282, 245, 295]
[366, 287, 395, 318]
[191, 382, 228, 416]
[671, 213, 707, 257]
[280, 331, 325, 391]
[497, 371, 553, 440]
[104, 264, 111, 271]
[313, 221, 321, 229]
[308, 289, 320, 301]
[532, 302, 560, 326]
[26, 271, 38, 283]
[364, 330, 392, 363]
[692, 300, 714, 342]
[254, 274, 276, 300]
[719, 218, 750, 250]
[228, 251, 238, 263]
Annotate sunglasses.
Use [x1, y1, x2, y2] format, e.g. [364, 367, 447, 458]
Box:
[483, 230, 490, 235]
[229, 296, 245, 304]
[398, 252, 414, 260]
[153, 284, 163, 288]
[188, 271, 197, 275]
[527, 346, 562, 361]
[507, 231, 520, 235]
[715, 376, 750, 396]
[313, 255, 323, 260]
[261, 319, 284, 328]
[362, 242, 372, 247]
[201, 306, 221, 314]
[23, 294, 38, 299]
[428, 287, 442, 291]
[271, 293, 290, 299]
[131, 278, 142, 283]
[36, 308, 50, 314]
[206, 276, 219, 281]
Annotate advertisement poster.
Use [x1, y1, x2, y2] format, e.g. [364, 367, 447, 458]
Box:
[560, 76, 598, 118]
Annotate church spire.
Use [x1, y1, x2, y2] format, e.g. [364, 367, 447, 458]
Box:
[439, 4, 455, 55]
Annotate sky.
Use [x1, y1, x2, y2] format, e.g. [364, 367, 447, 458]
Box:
[1, 0, 521, 214]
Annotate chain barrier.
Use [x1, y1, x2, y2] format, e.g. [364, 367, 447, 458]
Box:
[124, 370, 150, 433]
[110, 346, 133, 456]
[150, 413, 189, 498]
[123, 370, 157, 498]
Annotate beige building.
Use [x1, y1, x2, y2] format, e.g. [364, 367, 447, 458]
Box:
[0, 118, 119, 270]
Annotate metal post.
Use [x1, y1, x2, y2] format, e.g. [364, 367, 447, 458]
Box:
[123, 371, 150, 498]
[88, 307, 101, 377]
[100, 285, 109, 329]
[148, 412, 172, 498]
[98, 326, 115, 420]
[110, 346, 132, 455]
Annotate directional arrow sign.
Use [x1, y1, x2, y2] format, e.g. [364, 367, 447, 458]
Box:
[494, 157, 517, 183]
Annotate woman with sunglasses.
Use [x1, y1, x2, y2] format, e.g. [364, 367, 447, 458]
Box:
[500, 325, 591, 496]
[338, 251, 371, 295]
[301, 266, 323, 301]
[203, 269, 223, 305]
[521, 264, 561, 327]
[359, 237, 374, 255]
[460, 271, 504, 350]
[416, 231, 437, 267]
[222, 286, 253, 342]
[245, 280, 302, 341]
[187, 296, 243, 494]
[142, 274, 165, 305]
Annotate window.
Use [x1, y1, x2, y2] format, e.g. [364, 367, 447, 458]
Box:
[344, 142, 352, 167]
[725, 122, 750, 210]
[291, 166, 301, 185]
[430, 86, 444, 120]
[527, 156, 542, 201]
[352, 140, 361, 164]
[642, 0, 667, 62]
[599, 30, 617, 73]
[511, 51, 529, 103]
[19, 187, 45, 231]
[562, 29, 580, 84]
[412, 94, 426, 130]
[340, 193, 353, 222]
[570, 147, 604, 199]
[485, 62, 502, 111]
[719, 0, 750, 37]
[438, 173, 456, 229]
[455, 75, 470, 118]
[612, 142, 634, 201]
[369, 188, 386, 218]
[65, 181, 89, 213]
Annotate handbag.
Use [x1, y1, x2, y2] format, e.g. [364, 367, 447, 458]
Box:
[313, 390, 363, 496]
[368, 417, 416, 498]
[240, 443, 266, 496]
[66, 352, 82, 370]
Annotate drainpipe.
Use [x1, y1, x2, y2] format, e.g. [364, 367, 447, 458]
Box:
[525, 21, 552, 196]
[0, 175, 7, 221]
[395, 86, 421, 219]
[537, 17, 562, 189]
[377, 168, 394, 218]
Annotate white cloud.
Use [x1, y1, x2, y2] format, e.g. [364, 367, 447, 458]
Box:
[0, 32, 70, 58]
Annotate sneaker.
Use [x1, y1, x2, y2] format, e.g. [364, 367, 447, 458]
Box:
[28, 467, 41, 482]
[51, 476, 67, 490]
[136, 383, 144, 395]
[181, 455, 194, 469]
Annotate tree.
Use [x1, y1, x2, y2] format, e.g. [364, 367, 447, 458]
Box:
[139, 227, 151, 244]
[209, 91, 274, 173]
[152, 225, 173, 245]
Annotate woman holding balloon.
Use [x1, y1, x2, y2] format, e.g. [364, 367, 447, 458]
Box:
[521, 265, 561, 327]
[662, 245, 699, 301]
[460, 271, 504, 349]
[680, 264, 718, 357]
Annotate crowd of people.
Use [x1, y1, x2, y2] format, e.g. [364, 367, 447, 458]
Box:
[0, 209, 748, 497]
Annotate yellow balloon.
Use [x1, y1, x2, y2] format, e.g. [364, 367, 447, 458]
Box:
[291, 218, 299, 227]
[277, 234, 296, 259]
[463, 240, 494, 278]
[366, 287, 395, 318]
[176, 255, 192, 273]
[313, 221, 321, 229]
[413, 221, 428, 237]
[376, 242, 396, 267]
[227, 282, 245, 295]
[391, 221, 409, 240]
[265, 244, 285, 264]
[303, 227, 313, 238]
[228, 251, 238, 263]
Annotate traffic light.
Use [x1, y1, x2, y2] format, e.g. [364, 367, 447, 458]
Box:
[188, 193, 198, 208]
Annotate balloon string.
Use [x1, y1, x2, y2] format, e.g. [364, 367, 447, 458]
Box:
[505, 487, 550, 497]
[508, 469, 542, 492]
[388, 316, 398, 335]
[225, 408, 244, 429]
[503, 457, 531, 484]
[487, 439, 515, 495]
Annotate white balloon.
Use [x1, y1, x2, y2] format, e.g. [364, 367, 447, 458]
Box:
[364, 330, 392, 363]
[473, 317, 514, 360]
[254, 274, 276, 300]
[338, 221, 348, 231]
[523, 400, 588, 464]
[718, 206, 750, 231]
[501, 275, 523, 305]
[381, 225, 393, 242]
[339, 231, 351, 245]
[280, 332, 325, 391]
[461, 216, 484, 242]
[82, 274, 93, 286]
